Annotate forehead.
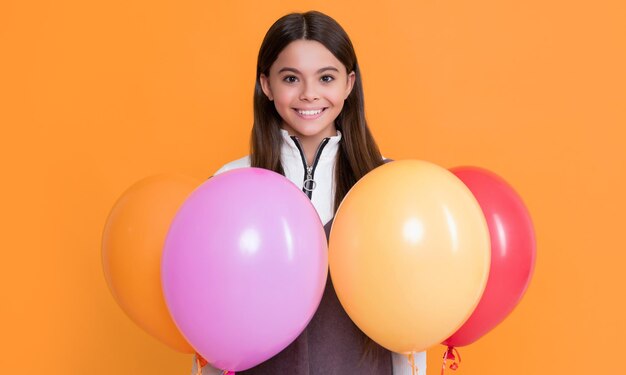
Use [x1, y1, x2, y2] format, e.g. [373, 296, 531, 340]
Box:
[271, 40, 346, 74]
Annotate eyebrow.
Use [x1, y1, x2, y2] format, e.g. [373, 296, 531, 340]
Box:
[277, 66, 340, 74]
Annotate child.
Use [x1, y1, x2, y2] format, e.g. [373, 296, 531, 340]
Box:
[192, 11, 427, 375]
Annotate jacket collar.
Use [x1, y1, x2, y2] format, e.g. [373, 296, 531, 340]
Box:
[279, 128, 342, 163]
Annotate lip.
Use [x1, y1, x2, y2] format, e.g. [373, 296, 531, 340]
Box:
[293, 107, 327, 120]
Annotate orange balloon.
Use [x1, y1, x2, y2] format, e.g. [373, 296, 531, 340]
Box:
[329, 160, 491, 353]
[102, 174, 200, 353]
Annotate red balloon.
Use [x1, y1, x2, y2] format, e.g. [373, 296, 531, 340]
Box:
[443, 167, 536, 347]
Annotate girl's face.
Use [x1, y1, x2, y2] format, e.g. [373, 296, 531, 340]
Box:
[260, 40, 355, 144]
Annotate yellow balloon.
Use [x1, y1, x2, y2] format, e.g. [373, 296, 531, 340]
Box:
[102, 174, 200, 353]
[329, 160, 490, 353]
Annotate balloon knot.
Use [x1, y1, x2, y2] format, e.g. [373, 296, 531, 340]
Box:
[441, 346, 461, 375]
[196, 353, 208, 368]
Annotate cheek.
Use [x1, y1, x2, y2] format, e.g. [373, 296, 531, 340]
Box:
[328, 82, 351, 101]
[273, 101, 293, 118]
[272, 89, 297, 108]
[328, 90, 348, 107]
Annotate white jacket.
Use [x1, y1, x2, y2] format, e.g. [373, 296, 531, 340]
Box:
[193, 129, 426, 375]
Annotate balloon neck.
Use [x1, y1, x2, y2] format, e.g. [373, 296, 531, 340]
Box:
[195, 355, 235, 375]
[441, 346, 461, 375]
[196, 353, 208, 368]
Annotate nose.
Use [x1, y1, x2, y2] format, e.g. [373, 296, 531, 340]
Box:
[299, 82, 319, 101]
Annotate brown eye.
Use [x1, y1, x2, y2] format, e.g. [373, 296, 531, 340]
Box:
[283, 76, 298, 83]
[320, 75, 334, 83]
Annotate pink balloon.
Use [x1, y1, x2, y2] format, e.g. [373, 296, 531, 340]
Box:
[162, 168, 328, 371]
[443, 167, 536, 347]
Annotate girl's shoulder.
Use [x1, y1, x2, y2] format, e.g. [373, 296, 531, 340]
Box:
[213, 155, 251, 176]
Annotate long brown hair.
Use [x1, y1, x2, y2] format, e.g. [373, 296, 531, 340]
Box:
[250, 11, 384, 212]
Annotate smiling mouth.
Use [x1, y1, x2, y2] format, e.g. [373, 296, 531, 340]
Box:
[294, 108, 327, 118]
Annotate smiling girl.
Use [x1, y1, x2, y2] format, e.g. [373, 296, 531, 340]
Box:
[192, 11, 426, 375]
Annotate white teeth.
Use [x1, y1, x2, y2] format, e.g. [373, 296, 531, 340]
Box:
[298, 109, 323, 116]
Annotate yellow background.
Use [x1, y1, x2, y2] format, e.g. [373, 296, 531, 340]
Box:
[1, 0, 624, 374]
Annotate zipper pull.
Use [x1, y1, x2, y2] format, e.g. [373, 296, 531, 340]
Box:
[304, 166, 316, 192]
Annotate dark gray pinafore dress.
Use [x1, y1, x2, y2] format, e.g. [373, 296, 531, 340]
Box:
[237, 219, 393, 375]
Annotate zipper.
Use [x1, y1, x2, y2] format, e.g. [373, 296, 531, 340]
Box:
[290, 136, 331, 200]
